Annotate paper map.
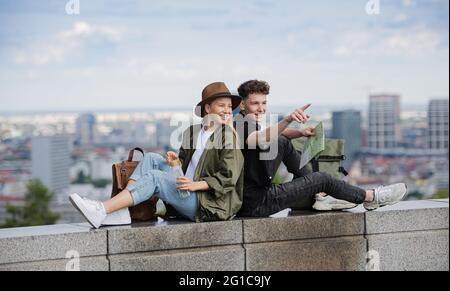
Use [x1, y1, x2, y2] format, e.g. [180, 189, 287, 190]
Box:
[299, 122, 325, 169]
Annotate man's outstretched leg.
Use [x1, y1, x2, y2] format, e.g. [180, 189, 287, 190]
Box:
[266, 136, 357, 211]
[248, 172, 407, 217]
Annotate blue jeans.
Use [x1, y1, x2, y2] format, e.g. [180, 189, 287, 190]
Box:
[127, 153, 198, 221]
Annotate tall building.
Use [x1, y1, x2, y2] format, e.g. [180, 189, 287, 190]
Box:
[134, 122, 152, 145]
[434, 159, 449, 190]
[31, 136, 70, 194]
[76, 113, 97, 146]
[368, 94, 401, 151]
[332, 110, 362, 163]
[428, 99, 449, 154]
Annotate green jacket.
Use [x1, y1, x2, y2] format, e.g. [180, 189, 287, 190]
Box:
[178, 124, 244, 222]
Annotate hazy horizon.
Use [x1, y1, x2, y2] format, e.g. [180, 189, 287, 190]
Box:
[0, 101, 439, 116]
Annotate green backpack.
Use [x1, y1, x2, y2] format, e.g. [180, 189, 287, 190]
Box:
[291, 137, 349, 178]
[272, 137, 348, 185]
[271, 138, 349, 210]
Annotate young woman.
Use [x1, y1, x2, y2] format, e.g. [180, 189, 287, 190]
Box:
[70, 82, 244, 228]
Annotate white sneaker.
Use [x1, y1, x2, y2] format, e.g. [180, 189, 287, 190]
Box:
[101, 208, 131, 226]
[312, 194, 358, 211]
[269, 208, 292, 218]
[363, 183, 408, 211]
[69, 193, 107, 229]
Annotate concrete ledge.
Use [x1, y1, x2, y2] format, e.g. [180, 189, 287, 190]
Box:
[368, 229, 449, 271]
[243, 212, 364, 243]
[245, 236, 366, 271]
[0, 200, 448, 271]
[363, 200, 449, 234]
[0, 223, 106, 265]
[109, 245, 245, 271]
[107, 220, 243, 254]
[0, 256, 109, 271]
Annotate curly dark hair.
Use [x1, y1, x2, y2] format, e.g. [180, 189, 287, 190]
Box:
[237, 80, 270, 100]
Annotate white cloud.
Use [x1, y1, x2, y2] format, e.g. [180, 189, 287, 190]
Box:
[14, 44, 65, 66]
[393, 13, 409, 23]
[142, 63, 197, 80]
[332, 31, 372, 57]
[333, 27, 444, 58]
[286, 33, 297, 45]
[231, 65, 273, 78]
[122, 58, 198, 81]
[58, 21, 122, 43]
[333, 46, 352, 57]
[13, 52, 26, 65]
[382, 29, 442, 55]
[13, 21, 123, 66]
[403, 0, 414, 7]
[64, 21, 93, 37]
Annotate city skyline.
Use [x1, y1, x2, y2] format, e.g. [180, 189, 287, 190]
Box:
[0, 0, 448, 111]
[1, 96, 447, 223]
[0, 98, 443, 115]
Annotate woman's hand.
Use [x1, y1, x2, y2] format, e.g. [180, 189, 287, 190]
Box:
[176, 177, 209, 192]
[166, 151, 181, 167]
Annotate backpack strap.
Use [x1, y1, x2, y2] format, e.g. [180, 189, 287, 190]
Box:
[339, 167, 349, 176]
[316, 155, 346, 161]
[311, 158, 319, 172]
[127, 147, 145, 162]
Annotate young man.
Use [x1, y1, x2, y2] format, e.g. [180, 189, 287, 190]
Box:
[70, 82, 244, 228]
[234, 80, 407, 217]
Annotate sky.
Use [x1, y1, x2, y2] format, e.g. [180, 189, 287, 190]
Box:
[0, 0, 448, 112]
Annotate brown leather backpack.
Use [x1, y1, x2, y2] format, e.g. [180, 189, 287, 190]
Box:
[111, 147, 158, 221]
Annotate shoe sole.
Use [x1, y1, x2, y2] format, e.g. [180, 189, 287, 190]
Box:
[364, 184, 408, 211]
[101, 221, 131, 226]
[69, 194, 101, 229]
[102, 209, 132, 226]
[313, 201, 358, 211]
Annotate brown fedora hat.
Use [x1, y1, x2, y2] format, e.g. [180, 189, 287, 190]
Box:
[195, 82, 242, 117]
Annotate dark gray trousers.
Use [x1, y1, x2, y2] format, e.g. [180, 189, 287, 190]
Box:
[243, 136, 366, 217]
